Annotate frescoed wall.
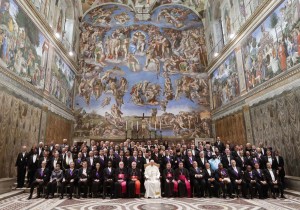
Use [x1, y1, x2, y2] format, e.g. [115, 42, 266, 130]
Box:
[0, 0, 49, 89]
[75, 3, 211, 140]
[211, 52, 240, 109]
[30, 0, 76, 51]
[241, 0, 300, 91]
[48, 51, 75, 109]
[205, 0, 266, 60]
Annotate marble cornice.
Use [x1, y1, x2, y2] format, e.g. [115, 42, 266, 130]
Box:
[18, 0, 79, 74]
[206, 0, 280, 75]
[0, 66, 75, 121]
[212, 64, 300, 120]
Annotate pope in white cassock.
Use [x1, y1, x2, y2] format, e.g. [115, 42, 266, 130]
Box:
[144, 160, 161, 198]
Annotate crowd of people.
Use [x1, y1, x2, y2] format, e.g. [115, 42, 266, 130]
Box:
[15, 137, 286, 200]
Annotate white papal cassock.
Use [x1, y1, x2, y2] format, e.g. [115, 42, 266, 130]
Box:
[144, 165, 161, 198]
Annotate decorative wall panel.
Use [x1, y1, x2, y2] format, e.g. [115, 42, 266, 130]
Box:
[45, 111, 73, 145]
[214, 111, 247, 146]
[0, 88, 41, 178]
[250, 87, 300, 176]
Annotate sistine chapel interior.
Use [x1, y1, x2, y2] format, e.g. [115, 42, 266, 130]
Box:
[0, 0, 300, 209]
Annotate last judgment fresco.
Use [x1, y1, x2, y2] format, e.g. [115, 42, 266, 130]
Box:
[75, 3, 211, 140]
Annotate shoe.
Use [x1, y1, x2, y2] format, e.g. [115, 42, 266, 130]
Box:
[68, 195, 72, 200]
[230, 195, 234, 199]
[27, 195, 32, 200]
[59, 195, 63, 199]
[281, 195, 286, 199]
[45, 195, 49, 199]
[35, 195, 40, 199]
[49, 195, 53, 199]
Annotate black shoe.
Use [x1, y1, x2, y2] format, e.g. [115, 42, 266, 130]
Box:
[27, 195, 32, 200]
[35, 195, 40, 199]
[60, 195, 63, 199]
[281, 195, 286, 199]
[230, 195, 234, 199]
[45, 195, 49, 199]
[68, 195, 72, 199]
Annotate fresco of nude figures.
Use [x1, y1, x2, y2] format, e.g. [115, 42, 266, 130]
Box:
[0, 0, 49, 89]
[75, 3, 211, 139]
[211, 52, 240, 109]
[241, 0, 300, 91]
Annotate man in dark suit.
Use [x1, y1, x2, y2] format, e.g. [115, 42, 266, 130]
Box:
[38, 142, 44, 158]
[87, 151, 96, 170]
[77, 161, 90, 198]
[273, 150, 285, 189]
[38, 150, 51, 170]
[107, 149, 120, 169]
[243, 165, 258, 199]
[203, 162, 219, 198]
[265, 162, 285, 199]
[99, 150, 107, 168]
[184, 150, 196, 170]
[214, 137, 225, 154]
[28, 161, 49, 199]
[75, 152, 83, 169]
[216, 163, 233, 199]
[15, 146, 28, 188]
[151, 147, 162, 165]
[252, 163, 268, 199]
[190, 144, 199, 157]
[103, 161, 115, 199]
[228, 160, 244, 198]
[235, 151, 246, 171]
[27, 148, 39, 186]
[50, 152, 62, 171]
[197, 151, 208, 169]
[162, 150, 174, 170]
[221, 149, 234, 169]
[190, 161, 206, 197]
[262, 150, 275, 169]
[60, 162, 78, 199]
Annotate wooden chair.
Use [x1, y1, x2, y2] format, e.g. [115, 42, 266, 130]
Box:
[144, 162, 160, 169]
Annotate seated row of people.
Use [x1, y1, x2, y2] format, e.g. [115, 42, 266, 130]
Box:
[28, 158, 285, 200]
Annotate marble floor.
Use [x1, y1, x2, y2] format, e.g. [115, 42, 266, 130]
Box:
[0, 194, 300, 210]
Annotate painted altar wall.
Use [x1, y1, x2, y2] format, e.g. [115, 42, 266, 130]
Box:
[208, 0, 300, 177]
[74, 3, 212, 141]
